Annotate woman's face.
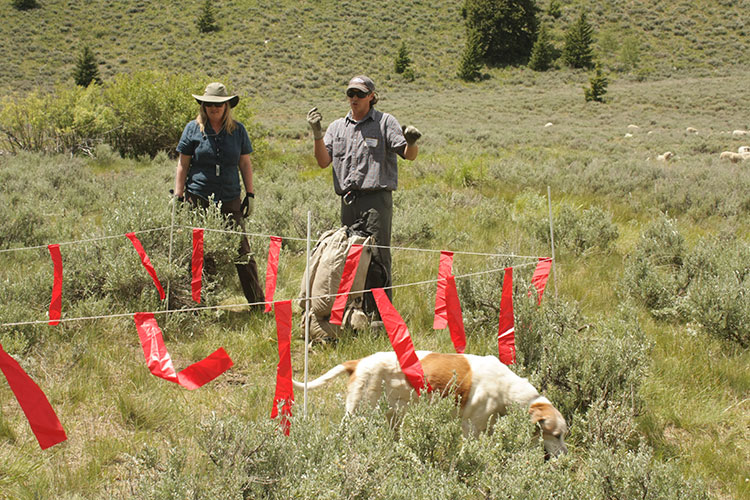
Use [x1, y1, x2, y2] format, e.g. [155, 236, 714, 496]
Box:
[204, 102, 226, 122]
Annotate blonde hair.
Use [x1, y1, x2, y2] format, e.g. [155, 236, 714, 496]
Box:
[196, 102, 237, 134]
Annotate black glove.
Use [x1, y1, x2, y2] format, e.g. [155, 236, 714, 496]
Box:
[169, 189, 184, 203]
[241, 192, 254, 217]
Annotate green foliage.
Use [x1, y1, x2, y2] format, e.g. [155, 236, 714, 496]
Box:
[461, 0, 539, 66]
[528, 24, 555, 71]
[584, 63, 609, 102]
[73, 45, 102, 87]
[196, 0, 219, 33]
[11, 0, 38, 10]
[547, 0, 561, 19]
[0, 71, 265, 159]
[457, 29, 484, 81]
[563, 12, 595, 69]
[0, 84, 112, 155]
[394, 42, 412, 74]
[622, 219, 750, 347]
[545, 203, 619, 255]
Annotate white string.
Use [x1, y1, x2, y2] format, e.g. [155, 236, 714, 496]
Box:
[0, 227, 172, 253]
[0, 263, 544, 328]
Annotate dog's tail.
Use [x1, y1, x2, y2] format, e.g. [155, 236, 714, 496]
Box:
[292, 359, 358, 390]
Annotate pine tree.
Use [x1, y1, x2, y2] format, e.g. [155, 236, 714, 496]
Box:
[457, 29, 484, 81]
[584, 63, 608, 102]
[562, 12, 594, 69]
[11, 0, 39, 10]
[394, 42, 412, 74]
[73, 46, 101, 87]
[461, 0, 539, 66]
[528, 24, 554, 71]
[196, 0, 219, 33]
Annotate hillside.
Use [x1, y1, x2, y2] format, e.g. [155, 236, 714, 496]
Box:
[3, 0, 749, 101]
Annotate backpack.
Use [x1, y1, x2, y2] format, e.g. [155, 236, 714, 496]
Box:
[298, 226, 374, 342]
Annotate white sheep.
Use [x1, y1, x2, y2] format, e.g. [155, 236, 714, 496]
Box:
[686, 127, 698, 134]
[656, 151, 674, 161]
[544, 122, 553, 128]
[732, 130, 749, 137]
[719, 151, 749, 163]
[738, 146, 750, 154]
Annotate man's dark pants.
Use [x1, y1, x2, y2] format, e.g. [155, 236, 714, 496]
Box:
[340, 190, 393, 314]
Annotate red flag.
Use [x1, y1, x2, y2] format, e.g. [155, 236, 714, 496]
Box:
[271, 300, 294, 435]
[48, 244, 62, 326]
[529, 258, 552, 306]
[433, 251, 454, 329]
[191, 229, 204, 303]
[0, 344, 67, 450]
[264, 236, 282, 313]
[126, 233, 166, 300]
[133, 312, 233, 389]
[372, 288, 432, 394]
[444, 275, 466, 353]
[498, 268, 516, 365]
[329, 244, 364, 325]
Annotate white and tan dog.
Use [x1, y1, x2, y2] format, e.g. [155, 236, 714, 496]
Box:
[293, 351, 568, 457]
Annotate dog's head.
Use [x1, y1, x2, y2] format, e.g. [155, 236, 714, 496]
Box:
[529, 401, 568, 459]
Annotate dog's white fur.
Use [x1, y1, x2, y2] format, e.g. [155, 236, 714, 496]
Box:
[293, 351, 568, 457]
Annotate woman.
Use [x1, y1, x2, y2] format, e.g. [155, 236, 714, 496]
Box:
[174, 82, 264, 309]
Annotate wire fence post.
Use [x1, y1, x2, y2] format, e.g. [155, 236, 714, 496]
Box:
[547, 186, 558, 298]
[303, 210, 311, 417]
[165, 195, 177, 315]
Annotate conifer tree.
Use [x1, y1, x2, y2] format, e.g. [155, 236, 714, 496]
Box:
[197, 0, 219, 33]
[562, 12, 594, 69]
[11, 0, 39, 10]
[394, 42, 412, 74]
[528, 24, 554, 71]
[461, 0, 539, 66]
[584, 63, 608, 102]
[457, 29, 484, 81]
[73, 46, 101, 87]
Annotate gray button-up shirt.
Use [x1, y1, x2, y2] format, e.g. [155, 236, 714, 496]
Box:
[324, 108, 407, 195]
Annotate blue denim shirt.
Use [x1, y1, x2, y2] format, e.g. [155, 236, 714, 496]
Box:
[176, 120, 253, 202]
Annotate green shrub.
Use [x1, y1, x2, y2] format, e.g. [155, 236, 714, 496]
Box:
[540, 203, 619, 255]
[0, 72, 267, 160]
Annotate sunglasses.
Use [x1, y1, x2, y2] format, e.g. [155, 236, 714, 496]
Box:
[203, 102, 225, 108]
[346, 89, 370, 99]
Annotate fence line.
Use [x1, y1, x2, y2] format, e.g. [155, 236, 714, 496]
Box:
[0, 262, 542, 328]
[0, 224, 546, 261]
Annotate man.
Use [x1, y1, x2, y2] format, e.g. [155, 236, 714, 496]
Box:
[307, 75, 421, 320]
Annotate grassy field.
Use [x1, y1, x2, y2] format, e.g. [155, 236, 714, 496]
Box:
[1, 0, 749, 498]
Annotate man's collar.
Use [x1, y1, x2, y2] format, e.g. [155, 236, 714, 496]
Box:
[346, 107, 376, 124]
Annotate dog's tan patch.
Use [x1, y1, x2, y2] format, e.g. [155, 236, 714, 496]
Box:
[421, 353, 472, 407]
[529, 402, 564, 434]
[343, 359, 360, 387]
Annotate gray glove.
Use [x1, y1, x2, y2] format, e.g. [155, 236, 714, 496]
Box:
[307, 107, 324, 140]
[402, 125, 422, 145]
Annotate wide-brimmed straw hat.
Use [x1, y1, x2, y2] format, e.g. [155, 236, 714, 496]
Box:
[192, 82, 239, 108]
